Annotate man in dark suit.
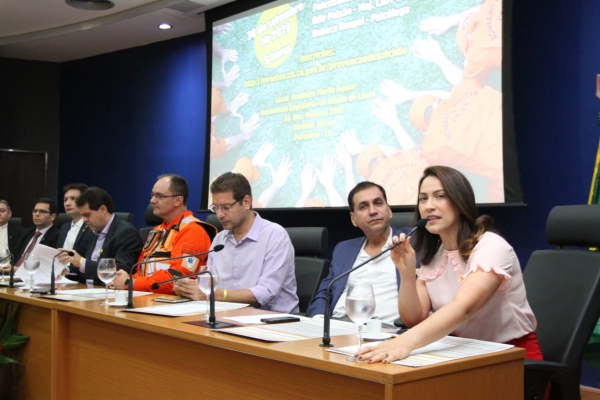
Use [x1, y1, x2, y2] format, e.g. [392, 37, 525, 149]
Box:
[55, 183, 94, 282]
[306, 182, 412, 326]
[0, 200, 24, 259]
[59, 187, 143, 284]
[14, 198, 60, 267]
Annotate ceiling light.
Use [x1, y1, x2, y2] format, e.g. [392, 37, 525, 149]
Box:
[159, 24, 172, 30]
[65, 0, 115, 10]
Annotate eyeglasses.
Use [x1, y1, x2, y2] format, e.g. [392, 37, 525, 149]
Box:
[32, 209, 50, 214]
[150, 193, 182, 200]
[209, 199, 241, 213]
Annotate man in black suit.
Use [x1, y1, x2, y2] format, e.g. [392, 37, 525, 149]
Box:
[14, 198, 60, 267]
[0, 200, 24, 264]
[60, 187, 143, 284]
[56, 183, 94, 282]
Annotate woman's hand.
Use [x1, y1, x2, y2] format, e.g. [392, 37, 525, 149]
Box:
[390, 234, 417, 274]
[355, 337, 412, 364]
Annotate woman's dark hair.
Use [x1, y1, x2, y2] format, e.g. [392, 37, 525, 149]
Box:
[412, 166, 493, 265]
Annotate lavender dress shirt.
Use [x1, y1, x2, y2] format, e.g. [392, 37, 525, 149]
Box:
[208, 213, 299, 313]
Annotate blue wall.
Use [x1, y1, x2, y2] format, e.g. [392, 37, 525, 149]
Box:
[59, 33, 207, 225]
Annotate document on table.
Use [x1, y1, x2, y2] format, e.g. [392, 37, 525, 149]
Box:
[327, 336, 514, 367]
[14, 244, 76, 285]
[41, 289, 153, 302]
[121, 301, 249, 316]
[215, 318, 359, 342]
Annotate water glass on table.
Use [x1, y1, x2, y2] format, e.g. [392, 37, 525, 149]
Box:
[97, 258, 117, 305]
[345, 283, 375, 362]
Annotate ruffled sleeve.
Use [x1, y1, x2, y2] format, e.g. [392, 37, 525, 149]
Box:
[465, 232, 514, 292]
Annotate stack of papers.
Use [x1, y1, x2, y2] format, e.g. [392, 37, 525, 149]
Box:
[122, 301, 249, 316]
[41, 288, 152, 302]
[327, 336, 514, 367]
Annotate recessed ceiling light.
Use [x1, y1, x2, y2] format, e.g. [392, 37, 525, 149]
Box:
[159, 24, 172, 30]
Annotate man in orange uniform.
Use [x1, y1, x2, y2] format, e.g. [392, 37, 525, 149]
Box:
[112, 174, 212, 294]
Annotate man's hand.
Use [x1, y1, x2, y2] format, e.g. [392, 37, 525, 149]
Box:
[112, 270, 130, 290]
[173, 278, 205, 301]
[58, 248, 84, 268]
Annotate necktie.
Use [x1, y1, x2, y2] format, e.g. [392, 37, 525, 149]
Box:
[16, 231, 42, 267]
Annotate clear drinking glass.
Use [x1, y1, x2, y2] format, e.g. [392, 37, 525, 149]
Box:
[345, 283, 376, 362]
[198, 265, 219, 321]
[23, 253, 40, 290]
[97, 258, 117, 305]
[0, 249, 10, 284]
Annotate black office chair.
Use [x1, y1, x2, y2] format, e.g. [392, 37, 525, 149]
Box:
[139, 204, 162, 242]
[285, 227, 330, 314]
[115, 212, 134, 225]
[390, 212, 414, 229]
[523, 204, 600, 400]
[8, 217, 21, 227]
[205, 214, 223, 232]
[53, 213, 72, 228]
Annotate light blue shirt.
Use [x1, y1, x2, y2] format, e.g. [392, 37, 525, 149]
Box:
[208, 212, 299, 313]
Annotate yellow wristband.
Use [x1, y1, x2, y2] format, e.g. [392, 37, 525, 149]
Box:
[223, 289, 228, 302]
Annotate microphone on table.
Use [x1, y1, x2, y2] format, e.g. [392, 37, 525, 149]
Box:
[320, 219, 427, 347]
[49, 250, 75, 295]
[125, 244, 225, 309]
[151, 266, 236, 329]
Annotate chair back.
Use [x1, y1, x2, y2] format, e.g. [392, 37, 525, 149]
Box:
[524, 205, 600, 399]
[115, 212, 134, 225]
[205, 214, 223, 232]
[53, 213, 72, 228]
[8, 217, 21, 227]
[391, 212, 414, 229]
[285, 227, 330, 314]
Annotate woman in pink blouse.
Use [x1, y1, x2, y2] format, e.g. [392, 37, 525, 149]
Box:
[357, 165, 543, 364]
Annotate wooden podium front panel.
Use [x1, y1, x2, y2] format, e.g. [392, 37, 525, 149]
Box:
[64, 313, 385, 400]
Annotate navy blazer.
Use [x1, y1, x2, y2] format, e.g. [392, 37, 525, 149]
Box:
[58, 221, 95, 283]
[306, 227, 410, 317]
[82, 216, 143, 284]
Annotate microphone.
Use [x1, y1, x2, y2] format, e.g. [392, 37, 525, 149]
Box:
[320, 218, 427, 347]
[49, 250, 75, 295]
[125, 244, 225, 309]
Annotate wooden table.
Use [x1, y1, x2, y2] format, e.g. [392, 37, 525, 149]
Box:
[0, 286, 524, 400]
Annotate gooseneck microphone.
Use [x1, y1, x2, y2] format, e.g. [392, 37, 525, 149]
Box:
[49, 250, 75, 295]
[125, 244, 225, 309]
[320, 219, 427, 347]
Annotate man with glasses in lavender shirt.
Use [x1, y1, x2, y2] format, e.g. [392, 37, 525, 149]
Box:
[175, 172, 299, 313]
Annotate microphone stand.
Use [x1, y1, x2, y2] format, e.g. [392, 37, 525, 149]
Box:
[126, 245, 224, 309]
[151, 270, 236, 329]
[49, 250, 74, 295]
[8, 254, 15, 288]
[320, 219, 427, 347]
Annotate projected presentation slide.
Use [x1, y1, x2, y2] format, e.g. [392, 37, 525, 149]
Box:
[209, 0, 503, 208]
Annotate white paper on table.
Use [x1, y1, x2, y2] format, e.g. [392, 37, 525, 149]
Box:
[121, 301, 249, 316]
[327, 336, 514, 367]
[41, 290, 152, 302]
[15, 244, 70, 284]
[223, 313, 310, 324]
[215, 318, 358, 342]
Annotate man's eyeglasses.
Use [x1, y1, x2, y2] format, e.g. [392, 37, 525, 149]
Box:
[209, 199, 241, 213]
[32, 209, 50, 214]
[150, 193, 182, 200]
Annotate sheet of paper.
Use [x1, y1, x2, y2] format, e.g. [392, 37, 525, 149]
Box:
[216, 318, 358, 342]
[122, 301, 249, 316]
[223, 313, 310, 324]
[55, 289, 153, 299]
[14, 244, 70, 284]
[327, 336, 514, 367]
